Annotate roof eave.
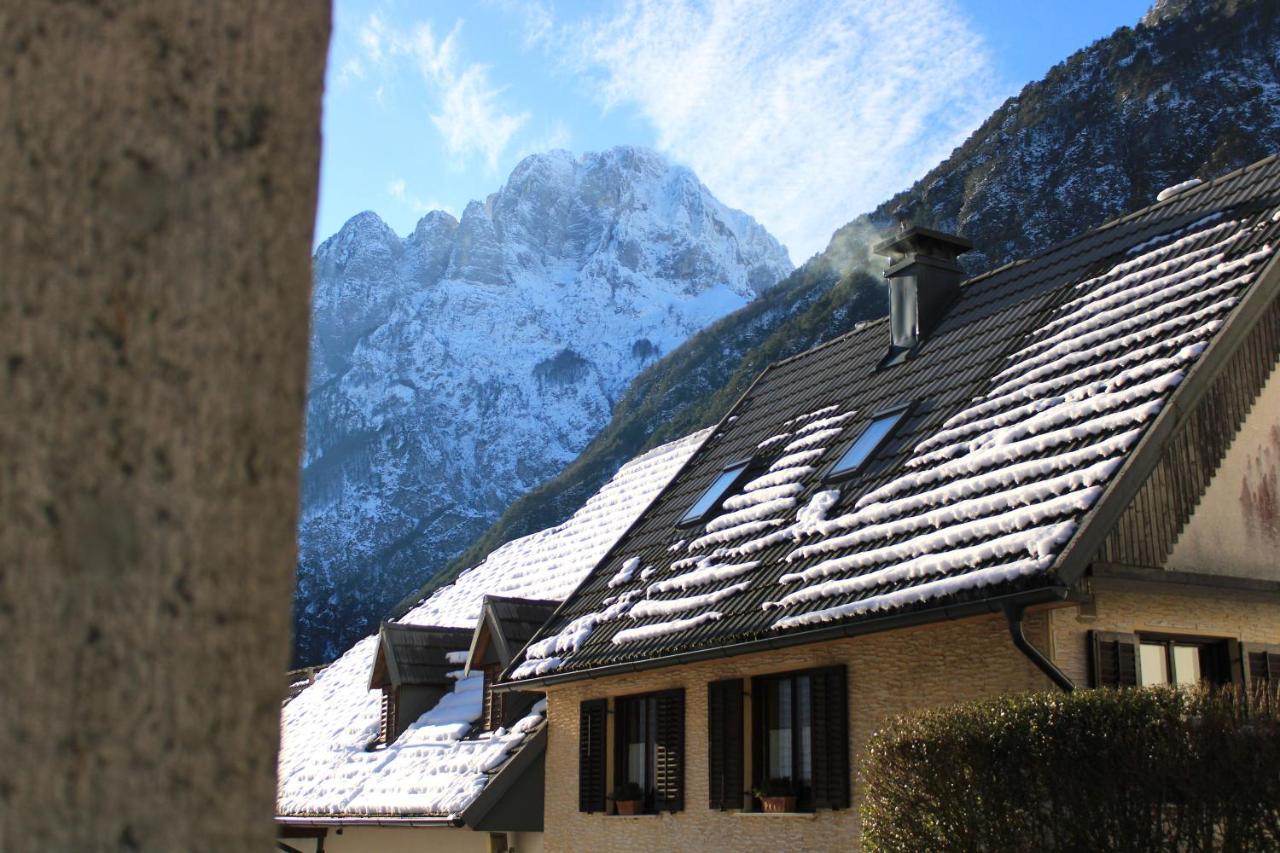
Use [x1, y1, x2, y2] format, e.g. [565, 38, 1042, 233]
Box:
[1050, 211, 1280, 588]
[495, 584, 1071, 692]
[275, 815, 464, 828]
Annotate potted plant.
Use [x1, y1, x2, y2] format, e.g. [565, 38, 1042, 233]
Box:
[609, 781, 646, 815]
[753, 777, 798, 813]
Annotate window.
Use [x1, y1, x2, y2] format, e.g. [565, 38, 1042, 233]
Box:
[826, 406, 908, 479]
[1091, 631, 1233, 688]
[613, 690, 685, 813]
[760, 674, 813, 798]
[749, 666, 849, 811]
[679, 460, 752, 525]
[1138, 635, 1231, 687]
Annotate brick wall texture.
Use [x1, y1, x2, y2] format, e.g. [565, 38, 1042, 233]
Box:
[541, 587, 1280, 851]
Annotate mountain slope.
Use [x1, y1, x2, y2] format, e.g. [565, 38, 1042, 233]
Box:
[426, 0, 1280, 604]
[298, 146, 791, 664]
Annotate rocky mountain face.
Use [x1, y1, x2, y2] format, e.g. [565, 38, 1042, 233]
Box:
[297, 146, 791, 664]
[434, 0, 1280, 596]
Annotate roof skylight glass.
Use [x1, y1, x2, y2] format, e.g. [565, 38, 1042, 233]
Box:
[827, 408, 908, 479]
[679, 461, 751, 525]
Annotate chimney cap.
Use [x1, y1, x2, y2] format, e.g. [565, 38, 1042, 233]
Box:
[873, 225, 973, 258]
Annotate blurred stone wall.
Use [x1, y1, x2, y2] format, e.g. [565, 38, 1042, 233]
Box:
[0, 2, 328, 848]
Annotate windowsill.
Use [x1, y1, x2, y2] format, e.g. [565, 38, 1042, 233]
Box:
[736, 811, 817, 819]
[601, 813, 661, 818]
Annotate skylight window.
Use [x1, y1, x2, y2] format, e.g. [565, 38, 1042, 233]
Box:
[826, 406, 909, 479]
[679, 460, 751, 525]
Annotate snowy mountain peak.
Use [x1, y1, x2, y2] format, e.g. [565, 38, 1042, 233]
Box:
[296, 147, 792, 664]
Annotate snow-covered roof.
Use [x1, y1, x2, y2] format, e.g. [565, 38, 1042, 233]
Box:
[276, 428, 708, 818]
[508, 156, 1280, 683]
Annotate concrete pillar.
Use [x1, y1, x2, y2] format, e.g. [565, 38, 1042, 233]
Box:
[0, 2, 328, 849]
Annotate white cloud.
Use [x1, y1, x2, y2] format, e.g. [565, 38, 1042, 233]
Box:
[358, 14, 529, 172]
[512, 119, 573, 163]
[386, 178, 457, 220]
[564, 0, 1002, 259]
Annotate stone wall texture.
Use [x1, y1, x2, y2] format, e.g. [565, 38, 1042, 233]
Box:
[541, 589, 1280, 852]
[0, 2, 328, 849]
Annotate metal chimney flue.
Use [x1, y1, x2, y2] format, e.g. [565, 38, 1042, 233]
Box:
[873, 225, 973, 365]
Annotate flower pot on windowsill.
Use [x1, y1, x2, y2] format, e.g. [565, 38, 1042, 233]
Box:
[760, 796, 797, 813]
[609, 782, 646, 816]
[753, 778, 798, 813]
[615, 799, 643, 816]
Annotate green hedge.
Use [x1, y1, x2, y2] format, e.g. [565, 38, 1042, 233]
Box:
[861, 687, 1280, 852]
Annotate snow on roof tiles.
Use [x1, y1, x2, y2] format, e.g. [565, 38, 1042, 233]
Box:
[509, 158, 1280, 681]
[277, 428, 707, 818]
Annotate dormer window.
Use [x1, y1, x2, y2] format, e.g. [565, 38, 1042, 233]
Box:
[826, 405, 909, 480]
[366, 623, 472, 747]
[678, 459, 753, 526]
[464, 595, 558, 732]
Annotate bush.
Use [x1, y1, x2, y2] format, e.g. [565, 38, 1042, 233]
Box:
[861, 686, 1280, 852]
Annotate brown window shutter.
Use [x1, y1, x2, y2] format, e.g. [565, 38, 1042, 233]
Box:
[707, 678, 744, 810]
[482, 663, 505, 730]
[379, 685, 398, 744]
[578, 699, 608, 813]
[810, 665, 850, 810]
[654, 689, 686, 812]
[1243, 643, 1280, 691]
[1090, 631, 1140, 687]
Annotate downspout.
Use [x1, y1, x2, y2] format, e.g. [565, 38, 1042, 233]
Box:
[1003, 603, 1074, 692]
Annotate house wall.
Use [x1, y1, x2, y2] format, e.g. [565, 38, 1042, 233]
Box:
[540, 586, 1280, 852]
[1165, 354, 1280, 580]
[1049, 585, 1280, 683]
[278, 827, 542, 853]
[541, 611, 1059, 852]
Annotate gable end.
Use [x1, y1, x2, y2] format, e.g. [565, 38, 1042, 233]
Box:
[1095, 289, 1280, 570]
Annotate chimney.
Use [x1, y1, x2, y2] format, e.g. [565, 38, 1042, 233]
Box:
[873, 225, 973, 365]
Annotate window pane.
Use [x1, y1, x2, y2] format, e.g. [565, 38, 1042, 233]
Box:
[1140, 643, 1169, 686]
[621, 698, 649, 789]
[829, 411, 906, 477]
[796, 676, 812, 785]
[1173, 645, 1201, 686]
[767, 679, 793, 780]
[681, 463, 749, 523]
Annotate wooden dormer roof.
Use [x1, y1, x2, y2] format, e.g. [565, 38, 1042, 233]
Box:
[367, 623, 472, 690]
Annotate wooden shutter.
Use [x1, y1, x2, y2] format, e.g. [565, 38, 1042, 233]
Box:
[654, 690, 686, 812]
[578, 699, 608, 813]
[809, 665, 850, 810]
[379, 685, 397, 745]
[482, 663, 505, 730]
[707, 678, 744, 810]
[1090, 631, 1140, 687]
[1244, 643, 1280, 690]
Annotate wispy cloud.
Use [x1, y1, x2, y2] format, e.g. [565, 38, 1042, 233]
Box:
[358, 14, 529, 172]
[386, 177, 456, 219]
[562, 0, 1001, 259]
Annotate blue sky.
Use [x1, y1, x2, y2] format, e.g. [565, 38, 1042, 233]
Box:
[318, 0, 1153, 261]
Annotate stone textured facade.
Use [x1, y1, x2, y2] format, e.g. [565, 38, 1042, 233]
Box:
[541, 588, 1280, 852]
[1, 2, 328, 849]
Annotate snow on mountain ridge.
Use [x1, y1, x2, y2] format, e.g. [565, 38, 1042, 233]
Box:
[295, 146, 792, 665]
